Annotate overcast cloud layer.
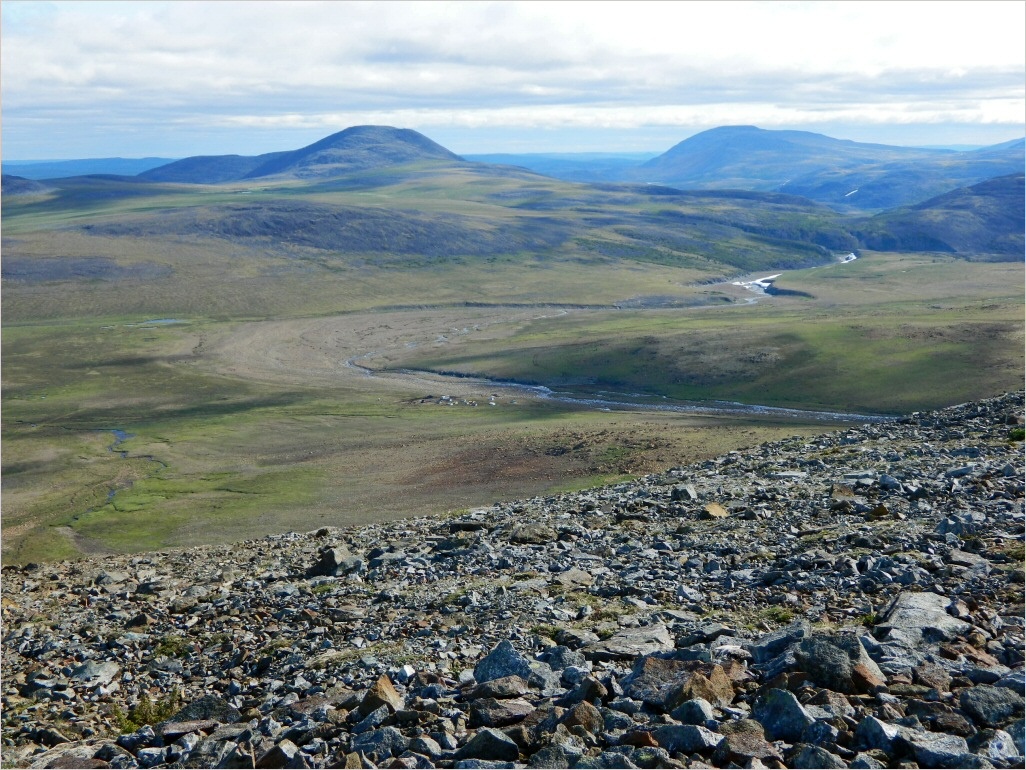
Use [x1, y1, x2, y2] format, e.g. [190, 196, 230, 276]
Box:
[2, 0, 1024, 159]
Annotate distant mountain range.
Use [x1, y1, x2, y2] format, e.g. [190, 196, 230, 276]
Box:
[627, 126, 1024, 211]
[2, 157, 176, 179]
[138, 126, 462, 184]
[3, 125, 1023, 261]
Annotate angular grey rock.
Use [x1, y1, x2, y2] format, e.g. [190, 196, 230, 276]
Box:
[896, 730, 971, 769]
[469, 697, 535, 728]
[621, 655, 692, 707]
[527, 744, 573, 768]
[854, 716, 900, 752]
[168, 694, 241, 724]
[409, 735, 443, 759]
[308, 545, 363, 577]
[746, 619, 811, 664]
[960, 685, 1025, 728]
[573, 750, 639, 769]
[556, 675, 607, 707]
[352, 704, 389, 734]
[255, 739, 300, 769]
[474, 640, 533, 684]
[752, 688, 815, 742]
[1008, 719, 1026, 756]
[352, 726, 410, 762]
[455, 727, 520, 762]
[793, 632, 886, 693]
[850, 753, 887, 769]
[469, 674, 530, 699]
[69, 660, 121, 686]
[510, 523, 557, 544]
[540, 645, 590, 674]
[651, 723, 723, 754]
[970, 728, 1022, 763]
[669, 697, 716, 725]
[791, 744, 848, 769]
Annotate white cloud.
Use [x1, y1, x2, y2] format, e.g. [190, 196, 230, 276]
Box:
[2, 0, 1023, 157]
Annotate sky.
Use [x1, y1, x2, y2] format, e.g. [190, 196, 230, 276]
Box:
[2, 0, 1024, 160]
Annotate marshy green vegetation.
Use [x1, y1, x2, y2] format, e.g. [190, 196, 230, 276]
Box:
[3, 149, 1022, 564]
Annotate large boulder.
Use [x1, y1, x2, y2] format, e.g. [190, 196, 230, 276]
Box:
[581, 623, 674, 662]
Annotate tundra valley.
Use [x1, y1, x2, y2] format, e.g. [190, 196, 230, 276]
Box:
[3, 124, 1026, 769]
[2, 125, 1023, 566]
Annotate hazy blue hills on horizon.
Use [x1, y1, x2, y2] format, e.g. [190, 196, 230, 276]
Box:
[5, 124, 1023, 215]
[2, 157, 178, 180]
[3, 124, 1022, 262]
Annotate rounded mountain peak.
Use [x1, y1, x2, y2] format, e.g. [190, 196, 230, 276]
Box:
[244, 125, 463, 180]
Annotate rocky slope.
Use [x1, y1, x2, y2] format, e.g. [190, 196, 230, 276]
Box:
[2, 392, 1024, 769]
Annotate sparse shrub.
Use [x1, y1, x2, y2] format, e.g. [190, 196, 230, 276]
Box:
[112, 688, 181, 732]
[858, 611, 881, 627]
[760, 606, 795, 624]
[1008, 426, 1024, 441]
[530, 624, 561, 640]
[153, 634, 189, 658]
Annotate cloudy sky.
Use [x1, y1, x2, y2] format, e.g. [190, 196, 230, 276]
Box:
[2, 1, 1024, 160]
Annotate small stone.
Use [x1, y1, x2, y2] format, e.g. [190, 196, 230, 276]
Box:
[752, 688, 815, 742]
[700, 502, 730, 519]
[651, 723, 723, 754]
[714, 719, 781, 765]
[168, 694, 242, 724]
[255, 739, 300, 769]
[359, 674, 405, 715]
[474, 640, 533, 683]
[469, 697, 535, 728]
[896, 730, 971, 769]
[69, 660, 121, 686]
[469, 675, 530, 699]
[560, 701, 604, 734]
[670, 697, 716, 725]
[351, 726, 410, 763]
[790, 744, 848, 769]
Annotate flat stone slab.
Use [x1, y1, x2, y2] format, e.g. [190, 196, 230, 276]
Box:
[581, 623, 674, 662]
[875, 591, 971, 646]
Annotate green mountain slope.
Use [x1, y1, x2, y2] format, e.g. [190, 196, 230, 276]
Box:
[851, 173, 1025, 259]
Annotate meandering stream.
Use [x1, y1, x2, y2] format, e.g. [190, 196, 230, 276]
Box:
[344, 357, 892, 424]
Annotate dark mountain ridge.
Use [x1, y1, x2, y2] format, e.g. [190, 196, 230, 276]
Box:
[852, 173, 1025, 259]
